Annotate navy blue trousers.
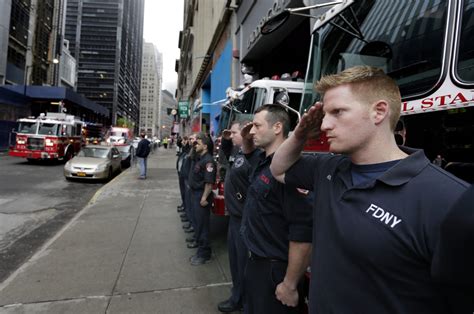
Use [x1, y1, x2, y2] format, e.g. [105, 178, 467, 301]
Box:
[228, 215, 247, 306]
[178, 175, 186, 206]
[191, 189, 211, 258]
[184, 181, 195, 228]
[244, 258, 301, 314]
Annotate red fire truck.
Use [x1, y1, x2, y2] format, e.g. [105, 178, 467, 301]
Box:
[9, 112, 84, 162]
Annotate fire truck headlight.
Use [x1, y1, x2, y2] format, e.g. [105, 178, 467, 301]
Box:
[45, 138, 54, 147]
[17, 139, 26, 145]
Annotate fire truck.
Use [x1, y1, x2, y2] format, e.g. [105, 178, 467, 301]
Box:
[212, 76, 307, 216]
[9, 112, 84, 162]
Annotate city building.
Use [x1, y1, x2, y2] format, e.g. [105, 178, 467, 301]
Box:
[176, 0, 315, 137]
[176, 0, 232, 137]
[139, 42, 162, 138]
[0, 0, 68, 87]
[64, 0, 145, 126]
[160, 89, 177, 139]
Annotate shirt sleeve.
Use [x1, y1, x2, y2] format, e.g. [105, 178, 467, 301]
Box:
[203, 159, 217, 184]
[285, 155, 319, 190]
[284, 186, 313, 243]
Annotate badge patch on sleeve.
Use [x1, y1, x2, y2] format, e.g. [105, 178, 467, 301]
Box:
[234, 156, 244, 168]
[206, 163, 214, 173]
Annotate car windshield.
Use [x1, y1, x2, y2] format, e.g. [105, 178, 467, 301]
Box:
[115, 146, 129, 153]
[78, 147, 109, 158]
[18, 122, 38, 134]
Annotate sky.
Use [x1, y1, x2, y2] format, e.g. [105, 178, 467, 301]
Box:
[143, 0, 184, 97]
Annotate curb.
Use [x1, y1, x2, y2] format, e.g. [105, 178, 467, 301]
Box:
[87, 167, 132, 206]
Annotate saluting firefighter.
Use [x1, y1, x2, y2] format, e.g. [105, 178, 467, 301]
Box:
[188, 132, 217, 266]
[217, 118, 259, 313]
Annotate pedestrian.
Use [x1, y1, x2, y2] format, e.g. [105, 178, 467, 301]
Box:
[270, 66, 469, 313]
[188, 133, 216, 266]
[163, 137, 168, 149]
[240, 104, 313, 314]
[217, 119, 259, 313]
[135, 133, 150, 179]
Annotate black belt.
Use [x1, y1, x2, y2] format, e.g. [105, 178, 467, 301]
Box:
[247, 251, 285, 263]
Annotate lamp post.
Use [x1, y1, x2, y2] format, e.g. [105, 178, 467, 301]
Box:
[52, 57, 59, 86]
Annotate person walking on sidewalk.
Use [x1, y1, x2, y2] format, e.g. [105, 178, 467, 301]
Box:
[217, 119, 259, 313]
[270, 66, 469, 314]
[135, 133, 151, 180]
[240, 104, 313, 314]
[188, 133, 217, 266]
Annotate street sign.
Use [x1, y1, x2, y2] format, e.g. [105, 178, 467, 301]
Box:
[178, 101, 189, 118]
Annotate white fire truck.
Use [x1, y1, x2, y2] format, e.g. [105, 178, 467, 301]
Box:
[9, 112, 84, 162]
[213, 76, 307, 216]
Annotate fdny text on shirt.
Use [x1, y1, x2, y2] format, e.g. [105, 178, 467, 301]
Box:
[366, 204, 402, 228]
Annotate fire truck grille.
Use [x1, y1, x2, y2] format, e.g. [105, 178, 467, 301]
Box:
[27, 138, 44, 150]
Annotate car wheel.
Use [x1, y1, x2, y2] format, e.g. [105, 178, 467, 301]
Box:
[107, 167, 113, 180]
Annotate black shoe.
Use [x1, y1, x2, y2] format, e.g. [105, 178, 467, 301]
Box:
[184, 227, 194, 233]
[182, 223, 191, 229]
[181, 217, 189, 222]
[187, 242, 198, 249]
[177, 207, 185, 213]
[217, 300, 241, 313]
[185, 236, 195, 243]
[190, 255, 211, 266]
[177, 204, 184, 209]
[179, 213, 187, 218]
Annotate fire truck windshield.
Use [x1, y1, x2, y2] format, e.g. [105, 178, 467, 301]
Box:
[38, 123, 60, 136]
[302, 0, 448, 111]
[18, 122, 37, 134]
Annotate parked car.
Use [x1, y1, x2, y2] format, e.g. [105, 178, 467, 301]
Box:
[64, 145, 122, 181]
[115, 144, 135, 168]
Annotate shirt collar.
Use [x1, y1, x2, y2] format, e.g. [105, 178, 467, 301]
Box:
[336, 146, 429, 187]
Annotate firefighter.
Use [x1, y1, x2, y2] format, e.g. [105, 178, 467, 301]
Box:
[217, 118, 260, 313]
[188, 133, 216, 266]
[240, 104, 313, 313]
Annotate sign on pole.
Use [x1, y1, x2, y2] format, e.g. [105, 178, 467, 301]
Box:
[178, 101, 189, 119]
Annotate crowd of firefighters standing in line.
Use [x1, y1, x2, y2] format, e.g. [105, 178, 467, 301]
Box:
[173, 66, 473, 314]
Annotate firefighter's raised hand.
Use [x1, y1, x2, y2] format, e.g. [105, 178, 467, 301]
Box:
[222, 129, 232, 140]
[294, 101, 324, 141]
[240, 122, 255, 154]
[240, 122, 254, 140]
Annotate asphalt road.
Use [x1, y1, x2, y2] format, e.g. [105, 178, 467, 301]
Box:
[0, 152, 105, 282]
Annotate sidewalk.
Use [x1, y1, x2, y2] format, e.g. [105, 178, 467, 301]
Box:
[0, 148, 233, 313]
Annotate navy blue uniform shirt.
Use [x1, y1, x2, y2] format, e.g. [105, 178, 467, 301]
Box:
[285, 147, 469, 314]
[224, 147, 260, 218]
[241, 151, 313, 262]
[189, 153, 216, 191]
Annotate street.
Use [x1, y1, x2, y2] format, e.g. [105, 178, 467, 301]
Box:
[0, 148, 232, 313]
[0, 152, 104, 283]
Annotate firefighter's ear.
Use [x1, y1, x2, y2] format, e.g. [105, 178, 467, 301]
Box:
[273, 121, 283, 135]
